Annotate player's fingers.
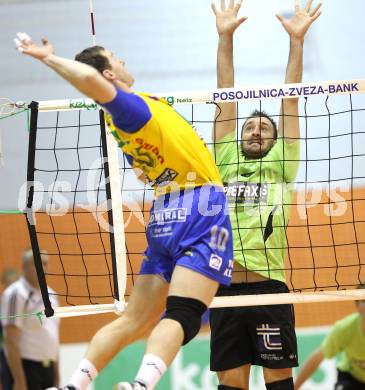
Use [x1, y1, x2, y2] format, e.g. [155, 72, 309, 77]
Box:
[311, 10, 322, 21]
[237, 16, 247, 26]
[309, 3, 322, 17]
[304, 0, 314, 13]
[234, 0, 243, 14]
[17, 32, 30, 42]
[220, 0, 226, 11]
[229, 0, 234, 9]
[14, 38, 24, 52]
[294, 0, 300, 13]
[17, 32, 32, 45]
[275, 14, 285, 24]
[211, 2, 218, 15]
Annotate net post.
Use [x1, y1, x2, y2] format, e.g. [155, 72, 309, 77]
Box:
[25, 101, 54, 318]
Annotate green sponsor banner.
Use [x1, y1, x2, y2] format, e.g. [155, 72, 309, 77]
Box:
[94, 328, 337, 390]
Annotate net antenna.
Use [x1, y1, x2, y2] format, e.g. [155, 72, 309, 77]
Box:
[89, 0, 97, 46]
[86, 0, 128, 310]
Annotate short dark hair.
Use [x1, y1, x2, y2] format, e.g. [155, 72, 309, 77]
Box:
[242, 109, 278, 140]
[74, 45, 111, 74]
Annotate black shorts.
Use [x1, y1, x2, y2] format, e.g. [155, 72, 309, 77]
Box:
[210, 280, 298, 371]
[2, 357, 56, 390]
[335, 370, 365, 390]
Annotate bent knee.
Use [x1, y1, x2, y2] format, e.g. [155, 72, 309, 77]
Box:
[217, 365, 250, 390]
[265, 377, 294, 390]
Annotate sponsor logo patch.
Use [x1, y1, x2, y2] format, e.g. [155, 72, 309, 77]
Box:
[149, 208, 187, 226]
[256, 323, 283, 351]
[223, 181, 268, 204]
[209, 254, 222, 271]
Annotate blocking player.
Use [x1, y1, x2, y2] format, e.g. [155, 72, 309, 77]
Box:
[209, 1, 321, 389]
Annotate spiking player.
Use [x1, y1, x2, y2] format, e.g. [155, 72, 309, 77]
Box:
[14, 33, 233, 390]
[209, 1, 321, 390]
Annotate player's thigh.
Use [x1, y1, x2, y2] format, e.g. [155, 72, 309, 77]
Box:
[217, 364, 251, 390]
[168, 265, 219, 305]
[263, 367, 293, 384]
[124, 273, 169, 325]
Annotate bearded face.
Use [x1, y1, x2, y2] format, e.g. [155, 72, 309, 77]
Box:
[241, 116, 276, 159]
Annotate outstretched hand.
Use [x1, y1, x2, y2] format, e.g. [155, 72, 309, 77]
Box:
[14, 32, 54, 61]
[211, 0, 247, 36]
[276, 0, 322, 41]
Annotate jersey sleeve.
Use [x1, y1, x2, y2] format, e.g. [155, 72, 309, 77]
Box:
[0, 288, 25, 329]
[211, 132, 238, 179]
[269, 138, 300, 183]
[101, 87, 152, 133]
[321, 320, 348, 358]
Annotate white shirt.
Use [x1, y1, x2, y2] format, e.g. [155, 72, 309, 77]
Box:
[0, 277, 60, 362]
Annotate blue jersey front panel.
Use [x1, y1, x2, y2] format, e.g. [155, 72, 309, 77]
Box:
[140, 185, 233, 285]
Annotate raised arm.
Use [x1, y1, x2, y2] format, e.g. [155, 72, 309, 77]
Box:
[276, 0, 322, 143]
[294, 347, 325, 389]
[14, 33, 117, 104]
[211, 0, 247, 142]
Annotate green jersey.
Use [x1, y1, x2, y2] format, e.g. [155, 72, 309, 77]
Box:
[214, 132, 300, 282]
[322, 313, 365, 383]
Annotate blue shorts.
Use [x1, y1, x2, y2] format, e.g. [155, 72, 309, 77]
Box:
[140, 185, 233, 285]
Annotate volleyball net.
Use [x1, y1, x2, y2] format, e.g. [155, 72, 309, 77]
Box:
[24, 79, 365, 318]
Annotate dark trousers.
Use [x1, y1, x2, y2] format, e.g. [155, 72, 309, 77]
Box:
[0, 349, 12, 390]
[335, 370, 365, 390]
[1, 353, 55, 390]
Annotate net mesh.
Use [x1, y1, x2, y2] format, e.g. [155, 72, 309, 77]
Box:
[25, 81, 365, 316]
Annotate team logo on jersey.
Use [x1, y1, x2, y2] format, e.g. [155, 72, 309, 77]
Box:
[147, 168, 179, 187]
[209, 254, 222, 271]
[256, 324, 283, 351]
[135, 138, 165, 164]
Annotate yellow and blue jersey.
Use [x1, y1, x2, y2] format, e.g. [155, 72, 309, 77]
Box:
[102, 87, 233, 286]
[102, 88, 222, 195]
